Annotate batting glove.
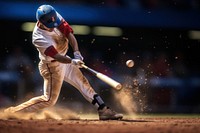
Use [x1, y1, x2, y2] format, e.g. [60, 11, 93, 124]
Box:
[73, 51, 84, 61]
[71, 59, 84, 68]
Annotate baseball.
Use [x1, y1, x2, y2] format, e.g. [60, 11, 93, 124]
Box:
[126, 60, 134, 67]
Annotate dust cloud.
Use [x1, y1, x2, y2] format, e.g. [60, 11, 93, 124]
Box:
[0, 106, 80, 120]
[113, 79, 146, 117]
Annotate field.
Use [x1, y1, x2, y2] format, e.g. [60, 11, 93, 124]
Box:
[0, 86, 199, 133]
[0, 113, 200, 133]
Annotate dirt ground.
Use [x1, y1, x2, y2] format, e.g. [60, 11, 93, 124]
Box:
[0, 115, 200, 133]
[0, 85, 199, 133]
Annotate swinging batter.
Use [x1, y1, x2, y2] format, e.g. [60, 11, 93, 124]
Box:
[4, 4, 123, 120]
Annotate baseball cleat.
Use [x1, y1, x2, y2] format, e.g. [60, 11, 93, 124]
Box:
[98, 107, 123, 120]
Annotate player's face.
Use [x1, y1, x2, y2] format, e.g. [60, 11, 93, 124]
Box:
[39, 22, 54, 32]
[43, 24, 54, 32]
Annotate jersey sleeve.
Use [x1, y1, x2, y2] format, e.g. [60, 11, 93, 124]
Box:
[57, 12, 73, 37]
[33, 36, 58, 58]
[44, 46, 58, 57]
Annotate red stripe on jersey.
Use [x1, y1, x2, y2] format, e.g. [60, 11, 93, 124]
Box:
[58, 21, 73, 37]
[44, 46, 58, 57]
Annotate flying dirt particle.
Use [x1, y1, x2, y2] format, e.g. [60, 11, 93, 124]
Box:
[91, 39, 95, 44]
[122, 37, 128, 40]
[62, 97, 66, 100]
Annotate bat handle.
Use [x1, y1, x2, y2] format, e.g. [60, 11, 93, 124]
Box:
[81, 64, 98, 75]
[81, 64, 88, 69]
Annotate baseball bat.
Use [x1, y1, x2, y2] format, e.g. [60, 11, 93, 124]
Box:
[81, 64, 122, 90]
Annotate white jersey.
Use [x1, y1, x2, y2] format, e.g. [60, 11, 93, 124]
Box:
[32, 22, 69, 63]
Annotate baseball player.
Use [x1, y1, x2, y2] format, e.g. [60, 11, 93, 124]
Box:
[4, 4, 123, 120]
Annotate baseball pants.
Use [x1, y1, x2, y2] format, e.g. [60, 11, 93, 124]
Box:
[8, 61, 97, 112]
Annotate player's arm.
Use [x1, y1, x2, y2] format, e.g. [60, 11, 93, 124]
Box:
[54, 53, 84, 66]
[53, 53, 72, 64]
[57, 19, 76, 51]
[44, 46, 83, 66]
[67, 33, 84, 60]
[44, 45, 71, 63]
[67, 32, 79, 52]
[58, 20, 83, 60]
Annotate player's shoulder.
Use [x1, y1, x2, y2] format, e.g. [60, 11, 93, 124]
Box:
[32, 27, 48, 44]
[32, 23, 48, 37]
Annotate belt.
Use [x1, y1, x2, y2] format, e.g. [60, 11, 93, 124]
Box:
[51, 60, 57, 62]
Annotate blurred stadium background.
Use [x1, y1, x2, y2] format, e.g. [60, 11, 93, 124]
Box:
[0, 0, 200, 115]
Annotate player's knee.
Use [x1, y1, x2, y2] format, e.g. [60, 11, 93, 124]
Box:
[42, 95, 57, 107]
[48, 98, 57, 106]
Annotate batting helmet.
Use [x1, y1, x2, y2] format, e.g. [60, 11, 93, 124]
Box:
[36, 4, 61, 28]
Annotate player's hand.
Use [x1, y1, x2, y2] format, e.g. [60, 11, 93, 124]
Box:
[71, 59, 84, 68]
[73, 51, 84, 61]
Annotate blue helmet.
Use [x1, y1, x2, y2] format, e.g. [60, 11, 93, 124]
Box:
[36, 5, 61, 28]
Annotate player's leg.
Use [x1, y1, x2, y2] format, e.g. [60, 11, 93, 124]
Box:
[63, 64, 123, 120]
[4, 61, 65, 113]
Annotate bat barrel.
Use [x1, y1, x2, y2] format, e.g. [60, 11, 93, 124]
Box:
[81, 64, 122, 90]
[96, 73, 122, 90]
